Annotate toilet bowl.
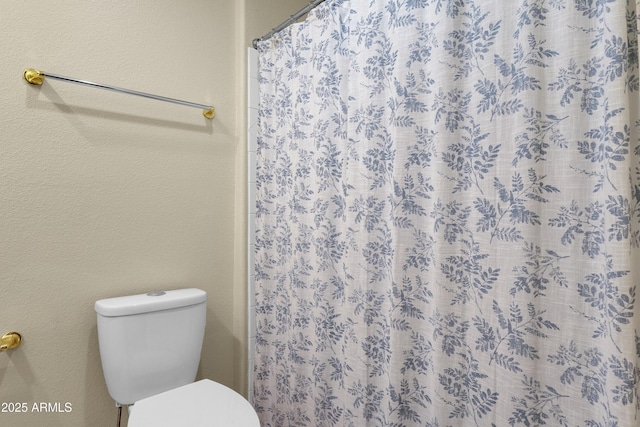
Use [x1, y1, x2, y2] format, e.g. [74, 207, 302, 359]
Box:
[128, 379, 259, 427]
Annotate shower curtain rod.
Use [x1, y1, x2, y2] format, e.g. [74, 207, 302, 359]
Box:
[252, 0, 327, 49]
[23, 68, 215, 119]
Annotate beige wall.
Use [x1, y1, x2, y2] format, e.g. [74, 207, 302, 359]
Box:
[0, 1, 306, 426]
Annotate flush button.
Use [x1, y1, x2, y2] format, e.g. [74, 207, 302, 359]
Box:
[147, 291, 166, 297]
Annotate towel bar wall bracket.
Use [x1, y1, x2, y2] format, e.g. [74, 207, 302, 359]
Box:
[1, 332, 22, 352]
[24, 68, 215, 120]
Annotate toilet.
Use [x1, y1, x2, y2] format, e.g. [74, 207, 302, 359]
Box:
[95, 288, 259, 427]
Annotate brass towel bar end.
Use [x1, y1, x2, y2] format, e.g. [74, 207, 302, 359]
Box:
[1, 332, 22, 352]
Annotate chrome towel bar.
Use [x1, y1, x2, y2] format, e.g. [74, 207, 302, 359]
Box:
[24, 68, 215, 119]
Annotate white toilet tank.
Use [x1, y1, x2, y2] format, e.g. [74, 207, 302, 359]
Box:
[95, 288, 207, 406]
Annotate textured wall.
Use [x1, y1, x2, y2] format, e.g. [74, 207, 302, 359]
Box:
[0, 1, 237, 426]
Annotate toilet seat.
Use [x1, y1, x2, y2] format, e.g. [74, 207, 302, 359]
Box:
[127, 379, 260, 427]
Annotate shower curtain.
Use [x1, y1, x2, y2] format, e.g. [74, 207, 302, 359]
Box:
[254, 0, 640, 426]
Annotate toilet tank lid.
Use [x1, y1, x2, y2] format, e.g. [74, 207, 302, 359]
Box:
[95, 288, 207, 317]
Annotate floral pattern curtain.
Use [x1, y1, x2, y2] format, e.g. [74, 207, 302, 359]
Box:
[254, 0, 640, 426]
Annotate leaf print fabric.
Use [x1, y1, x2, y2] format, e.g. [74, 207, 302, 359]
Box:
[254, 0, 640, 426]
